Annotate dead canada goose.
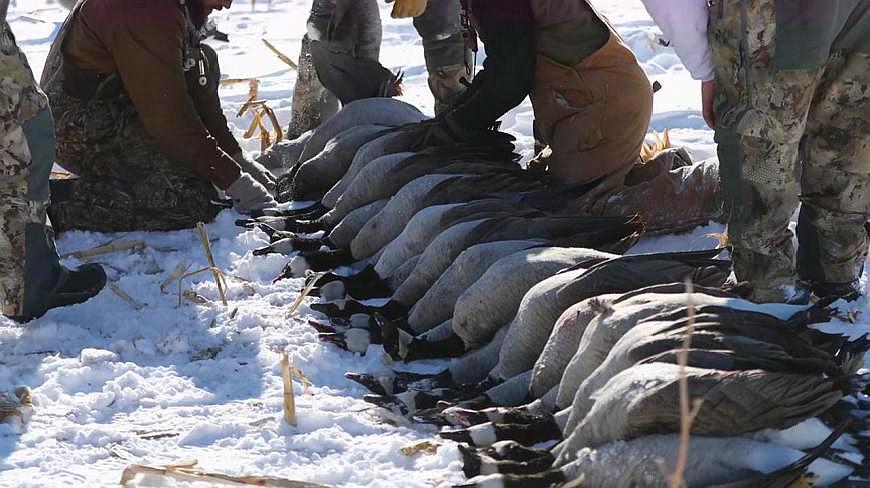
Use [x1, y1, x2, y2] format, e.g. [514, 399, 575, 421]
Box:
[456, 428, 854, 487]
[281, 177, 559, 280]
[320, 128, 453, 210]
[313, 220, 633, 358]
[386, 215, 638, 325]
[295, 98, 425, 165]
[435, 285, 748, 429]
[327, 218, 637, 360]
[440, 328, 852, 449]
[561, 309, 859, 437]
[552, 294, 827, 412]
[256, 131, 314, 172]
[279, 124, 391, 202]
[307, 199, 530, 301]
[320, 140, 519, 228]
[486, 250, 731, 383]
[359, 253, 733, 421]
[347, 172, 546, 261]
[552, 362, 852, 465]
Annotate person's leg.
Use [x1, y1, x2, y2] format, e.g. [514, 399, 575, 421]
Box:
[49, 171, 221, 233]
[19, 108, 66, 318]
[287, 34, 340, 139]
[49, 94, 221, 233]
[709, 0, 823, 302]
[413, 0, 470, 114]
[797, 48, 870, 299]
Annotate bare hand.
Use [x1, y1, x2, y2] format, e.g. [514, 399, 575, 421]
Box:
[701, 79, 717, 129]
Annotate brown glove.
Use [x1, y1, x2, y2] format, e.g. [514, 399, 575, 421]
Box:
[387, 0, 428, 18]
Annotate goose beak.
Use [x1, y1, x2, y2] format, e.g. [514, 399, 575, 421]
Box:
[318, 332, 348, 349]
[439, 427, 474, 444]
[363, 393, 410, 417]
[345, 372, 391, 395]
[307, 319, 337, 334]
[441, 406, 489, 428]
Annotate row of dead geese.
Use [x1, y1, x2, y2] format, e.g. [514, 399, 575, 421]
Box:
[242, 99, 869, 487]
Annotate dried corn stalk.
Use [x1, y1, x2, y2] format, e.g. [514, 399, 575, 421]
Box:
[219, 77, 260, 101]
[120, 460, 332, 487]
[285, 272, 322, 318]
[280, 353, 297, 427]
[196, 223, 228, 306]
[108, 282, 145, 311]
[160, 262, 192, 293]
[262, 38, 298, 70]
[639, 129, 672, 162]
[61, 240, 145, 260]
[238, 99, 284, 152]
[0, 387, 31, 425]
[400, 440, 440, 456]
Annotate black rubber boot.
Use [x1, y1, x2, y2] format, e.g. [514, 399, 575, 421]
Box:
[50, 264, 107, 309]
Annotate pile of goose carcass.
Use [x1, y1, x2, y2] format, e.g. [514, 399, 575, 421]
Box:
[243, 98, 869, 487]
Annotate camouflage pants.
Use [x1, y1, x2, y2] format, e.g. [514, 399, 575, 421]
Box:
[44, 62, 222, 234]
[0, 18, 64, 318]
[287, 0, 470, 138]
[711, 0, 870, 301]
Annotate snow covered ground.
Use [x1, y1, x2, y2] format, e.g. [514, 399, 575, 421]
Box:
[0, 1, 866, 487]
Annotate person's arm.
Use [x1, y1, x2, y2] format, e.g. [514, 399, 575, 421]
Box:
[447, 0, 535, 132]
[640, 0, 714, 82]
[106, 8, 241, 189]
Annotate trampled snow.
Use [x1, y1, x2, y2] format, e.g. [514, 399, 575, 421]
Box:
[0, 1, 867, 487]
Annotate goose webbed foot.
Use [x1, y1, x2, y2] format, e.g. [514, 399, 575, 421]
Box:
[236, 216, 294, 231]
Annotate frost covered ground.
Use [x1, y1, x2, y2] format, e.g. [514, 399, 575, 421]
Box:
[0, 1, 867, 487]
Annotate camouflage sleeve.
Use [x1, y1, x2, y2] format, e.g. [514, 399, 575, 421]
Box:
[107, 11, 241, 189]
[0, 18, 46, 176]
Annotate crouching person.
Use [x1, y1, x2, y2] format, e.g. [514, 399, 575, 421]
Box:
[0, 3, 105, 322]
[41, 0, 277, 234]
[398, 0, 653, 194]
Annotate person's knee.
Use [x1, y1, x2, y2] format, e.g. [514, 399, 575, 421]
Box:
[21, 108, 56, 203]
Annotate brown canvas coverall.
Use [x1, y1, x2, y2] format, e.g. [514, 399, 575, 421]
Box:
[451, 0, 652, 190]
[41, 0, 244, 233]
